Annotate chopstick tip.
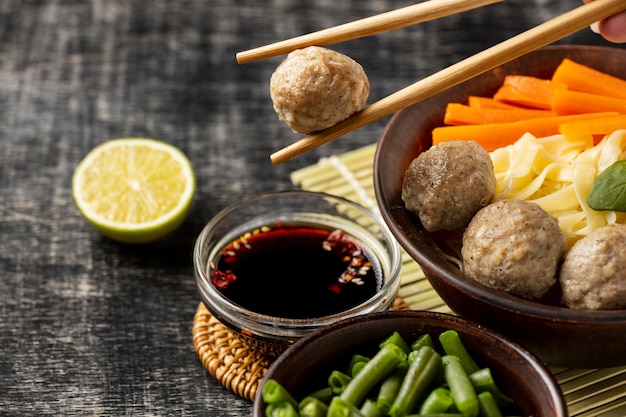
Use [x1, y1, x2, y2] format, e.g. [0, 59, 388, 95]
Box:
[235, 51, 247, 64]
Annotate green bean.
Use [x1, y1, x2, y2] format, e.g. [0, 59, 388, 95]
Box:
[477, 391, 503, 417]
[376, 362, 409, 413]
[328, 396, 366, 417]
[349, 354, 371, 377]
[469, 368, 513, 411]
[360, 398, 384, 417]
[307, 386, 334, 404]
[351, 361, 369, 377]
[442, 355, 479, 417]
[265, 401, 300, 417]
[419, 387, 454, 414]
[438, 330, 480, 374]
[404, 414, 464, 417]
[340, 343, 407, 407]
[380, 331, 411, 354]
[389, 346, 442, 417]
[329, 370, 353, 394]
[262, 379, 298, 409]
[468, 368, 494, 391]
[411, 333, 435, 351]
[299, 395, 329, 417]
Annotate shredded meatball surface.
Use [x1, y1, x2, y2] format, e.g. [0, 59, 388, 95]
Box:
[402, 140, 495, 232]
[269, 46, 369, 134]
[560, 223, 626, 310]
[461, 199, 567, 300]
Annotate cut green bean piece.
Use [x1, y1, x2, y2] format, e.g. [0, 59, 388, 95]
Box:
[262, 379, 299, 408]
[308, 386, 334, 404]
[442, 355, 479, 417]
[439, 330, 480, 374]
[389, 346, 442, 417]
[340, 343, 407, 407]
[404, 414, 464, 417]
[265, 401, 300, 417]
[469, 369, 513, 411]
[351, 361, 368, 377]
[419, 387, 454, 414]
[299, 396, 329, 417]
[411, 333, 435, 351]
[330, 370, 353, 394]
[360, 398, 385, 417]
[328, 396, 367, 417]
[380, 331, 411, 354]
[376, 362, 409, 413]
[477, 391, 504, 417]
[349, 354, 371, 376]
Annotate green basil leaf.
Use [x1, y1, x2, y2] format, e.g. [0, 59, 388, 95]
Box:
[586, 160, 626, 212]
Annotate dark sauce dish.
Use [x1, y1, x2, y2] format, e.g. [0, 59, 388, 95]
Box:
[193, 191, 402, 357]
[374, 45, 626, 368]
[252, 310, 568, 417]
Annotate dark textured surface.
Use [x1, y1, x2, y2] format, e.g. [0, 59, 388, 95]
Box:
[0, 0, 621, 415]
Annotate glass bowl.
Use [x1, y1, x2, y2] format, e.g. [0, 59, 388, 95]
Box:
[193, 190, 402, 357]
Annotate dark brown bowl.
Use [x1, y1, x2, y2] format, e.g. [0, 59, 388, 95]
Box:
[252, 310, 567, 417]
[374, 45, 626, 369]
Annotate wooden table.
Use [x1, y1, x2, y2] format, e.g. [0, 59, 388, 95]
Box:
[0, 1, 622, 415]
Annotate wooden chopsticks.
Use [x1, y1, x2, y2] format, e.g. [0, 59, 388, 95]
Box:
[266, 0, 626, 165]
[236, 0, 503, 64]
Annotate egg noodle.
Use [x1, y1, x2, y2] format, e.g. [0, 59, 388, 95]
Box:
[490, 129, 626, 247]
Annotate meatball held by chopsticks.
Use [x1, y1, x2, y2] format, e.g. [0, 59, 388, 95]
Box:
[270, 46, 370, 134]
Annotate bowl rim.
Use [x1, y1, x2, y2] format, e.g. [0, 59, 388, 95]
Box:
[253, 309, 568, 417]
[373, 44, 626, 324]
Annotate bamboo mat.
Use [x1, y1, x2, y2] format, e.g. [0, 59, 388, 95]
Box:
[291, 143, 626, 417]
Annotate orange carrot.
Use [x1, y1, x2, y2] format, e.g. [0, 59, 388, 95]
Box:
[493, 75, 566, 110]
[552, 89, 626, 116]
[443, 103, 553, 125]
[432, 112, 619, 151]
[467, 96, 521, 109]
[558, 115, 626, 144]
[551, 58, 626, 100]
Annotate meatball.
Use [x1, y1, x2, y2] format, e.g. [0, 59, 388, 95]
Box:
[269, 46, 369, 134]
[461, 199, 567, 300]
[560, 223, 626, 310]
[402, 140, 496, 232]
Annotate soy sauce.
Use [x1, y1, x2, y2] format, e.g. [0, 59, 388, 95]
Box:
[211, 223, 383, 318]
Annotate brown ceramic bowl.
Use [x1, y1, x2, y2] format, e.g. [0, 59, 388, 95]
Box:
[373, 45, 626, 369]
[252, 310, 567, 417]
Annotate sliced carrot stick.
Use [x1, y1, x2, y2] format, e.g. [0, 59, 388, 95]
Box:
[552, 89, 626, 116]
[551, 58, 626, 100]
[467, 96, 521, 109]
[493, 75, 566, 110]
[558, 115, 626, 144]
[443, 103, 553, 125]
[432, 112, 619, 151]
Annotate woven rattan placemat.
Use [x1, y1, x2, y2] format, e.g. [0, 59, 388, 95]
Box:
[192, 297, 409, 401]
[194, 143, 626, 415]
